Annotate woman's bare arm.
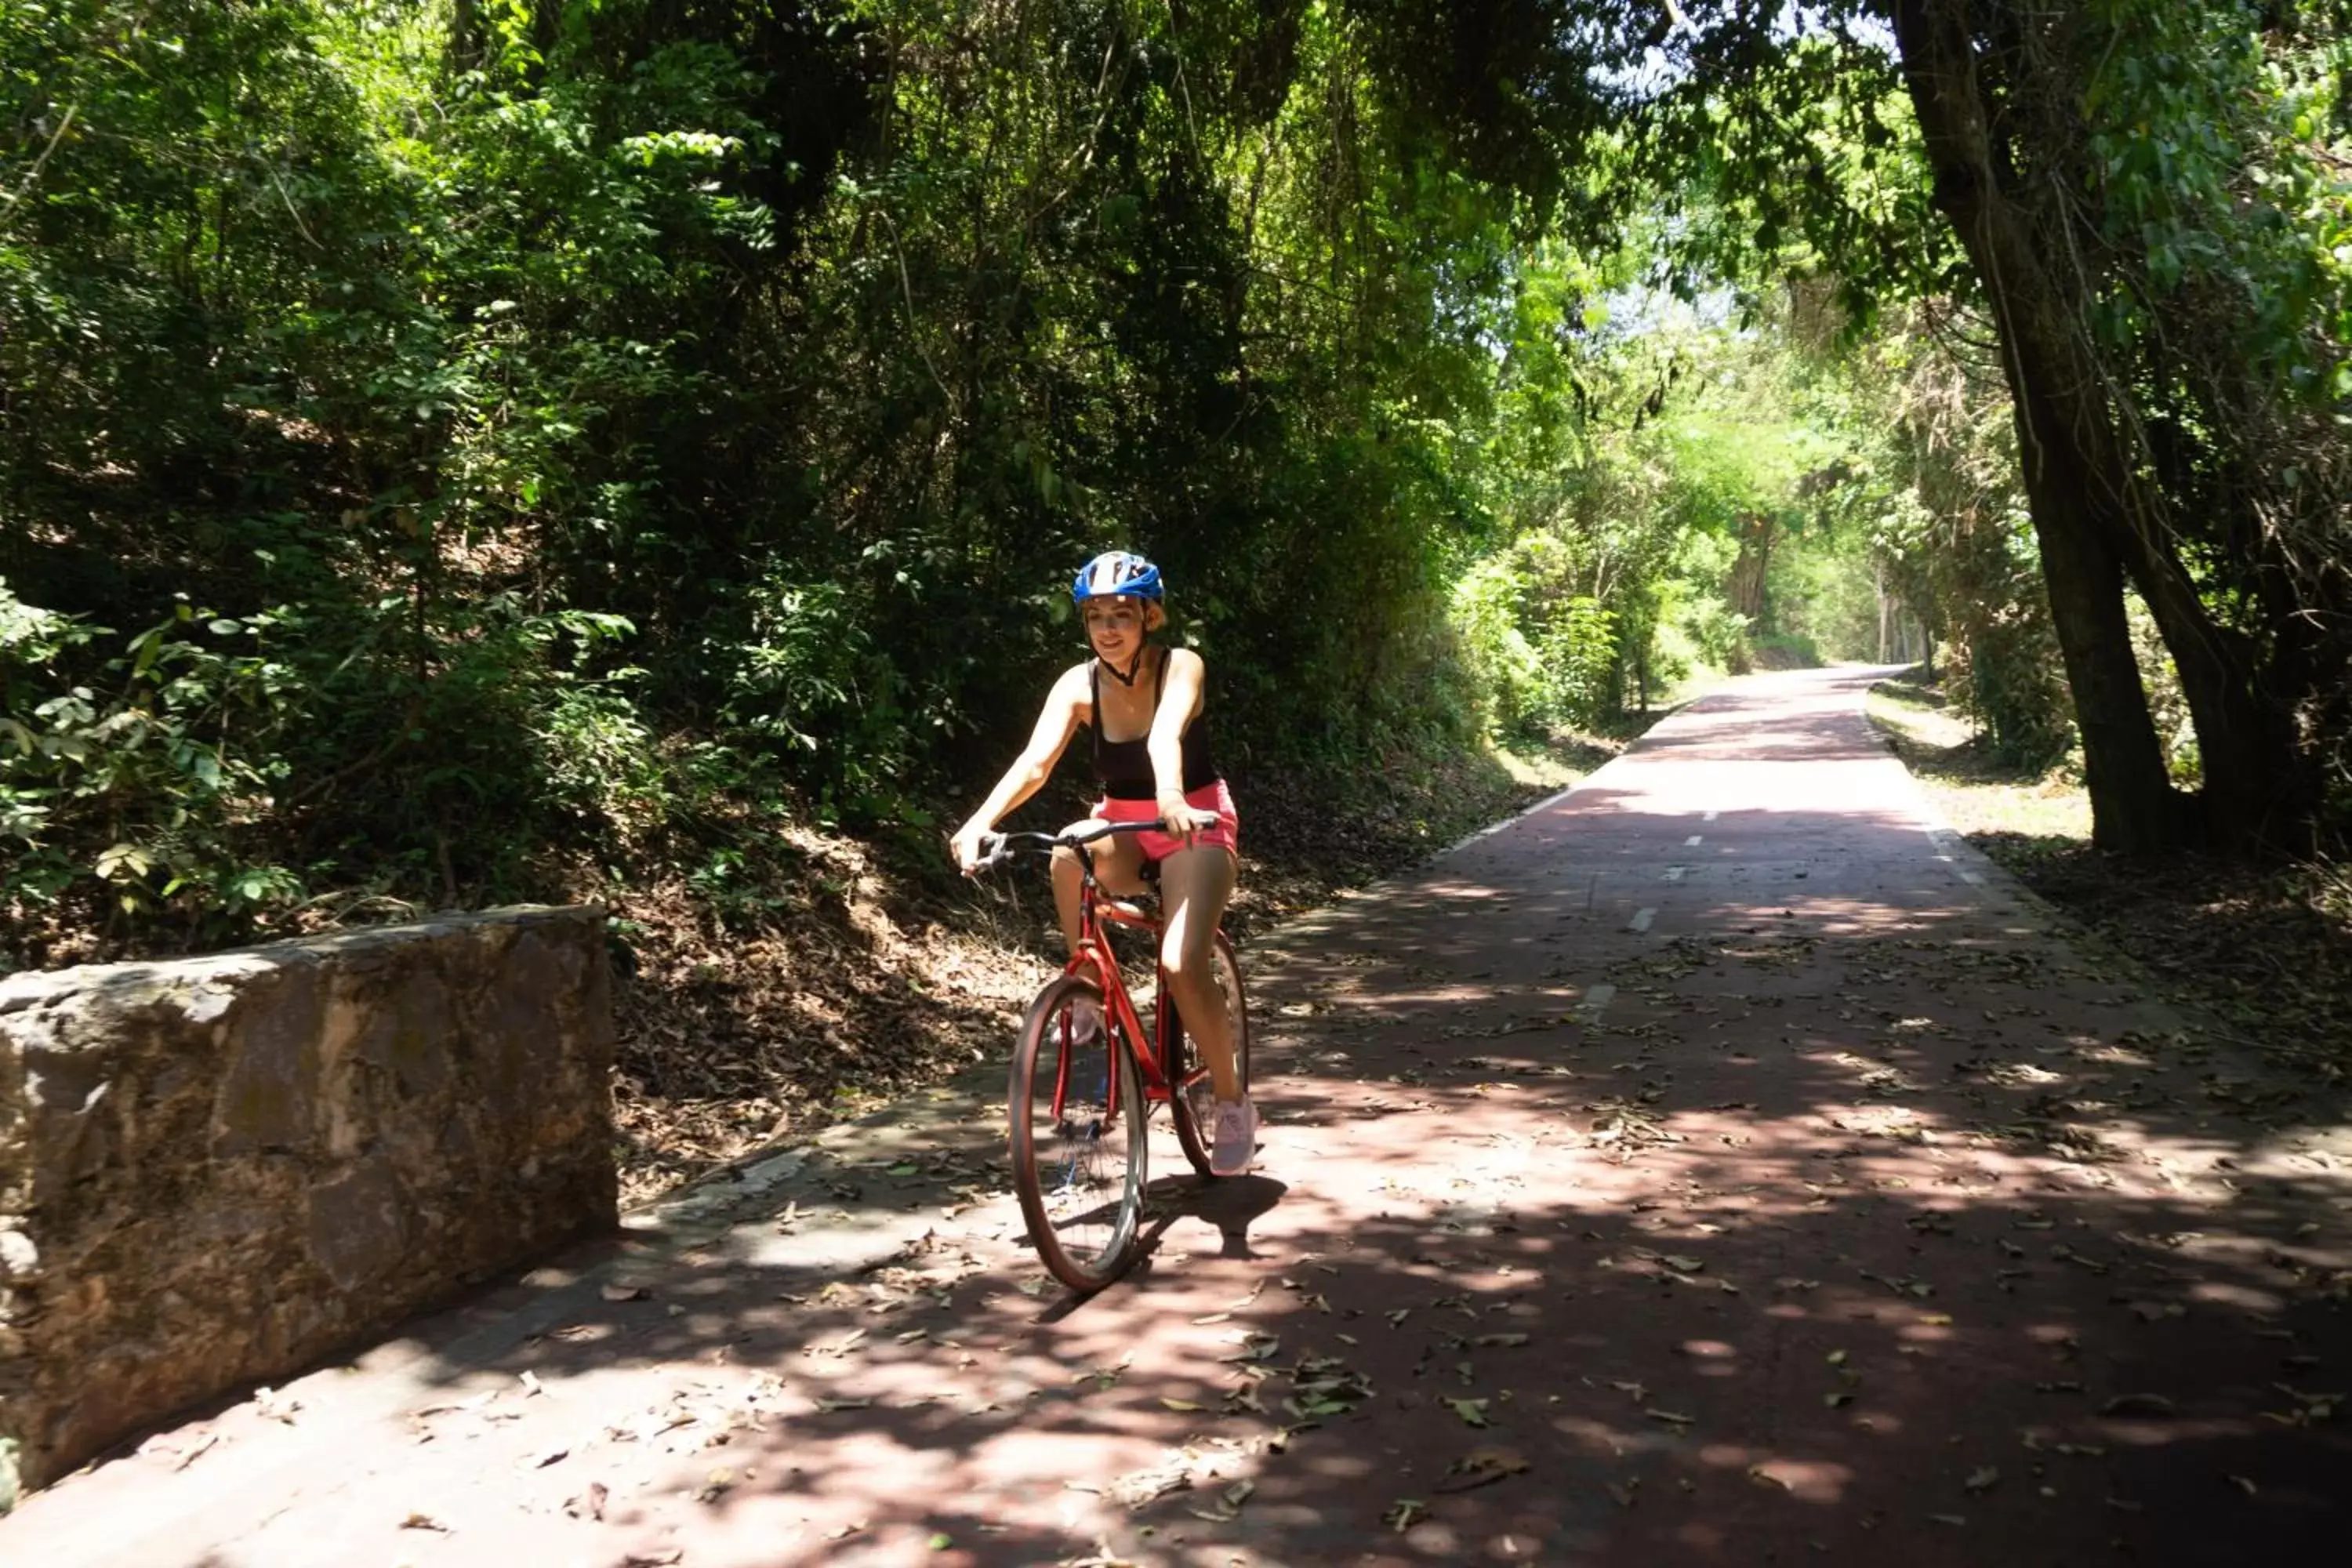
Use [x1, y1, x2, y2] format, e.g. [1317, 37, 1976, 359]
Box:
[951, 662, 1090, 864]
[1148, 648, 1211, 827]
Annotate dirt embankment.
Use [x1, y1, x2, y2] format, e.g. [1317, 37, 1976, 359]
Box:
[604, 731, 1621, 1201]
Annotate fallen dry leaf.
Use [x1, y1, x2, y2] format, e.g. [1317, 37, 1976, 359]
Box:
[1187, 1479, 1257, 1522]
[1383, 1498, 1429, 1532]
[1436, 1446, 1530, 1494]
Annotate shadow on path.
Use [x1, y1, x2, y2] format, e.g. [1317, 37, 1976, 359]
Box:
[10, 669, 2349, 1567]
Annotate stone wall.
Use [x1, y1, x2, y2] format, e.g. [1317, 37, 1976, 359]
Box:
[0, 906, 615, 1500]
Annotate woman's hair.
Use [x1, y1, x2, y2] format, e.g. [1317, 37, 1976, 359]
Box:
[1081, 594, 1167, 633]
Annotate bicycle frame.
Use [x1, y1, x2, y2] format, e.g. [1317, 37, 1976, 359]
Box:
[981, 822, 1185, 1127]
[1054, 858, 1181, 1127]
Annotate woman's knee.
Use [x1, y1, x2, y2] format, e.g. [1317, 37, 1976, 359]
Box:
[1051, 818, 1102, 879]
[1159, 927, 1214, 982]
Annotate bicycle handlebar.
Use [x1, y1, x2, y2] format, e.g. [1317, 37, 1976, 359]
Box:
[972, 818, 1167, 873]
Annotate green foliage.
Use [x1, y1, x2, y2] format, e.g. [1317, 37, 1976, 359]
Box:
[2, 581, 301, 927]
[1448, 546, 1619, 737]
[0, 0, 1642, 960]
[13, 0, 2350, 967]
[1449, 556, 1550, 736]
[1835, 310, 2077, 771]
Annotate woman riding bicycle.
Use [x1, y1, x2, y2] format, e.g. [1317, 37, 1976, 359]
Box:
[950, 550, 1256, 1176]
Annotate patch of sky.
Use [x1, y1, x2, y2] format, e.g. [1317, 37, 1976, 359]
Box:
[1590, 3, 1896, 101]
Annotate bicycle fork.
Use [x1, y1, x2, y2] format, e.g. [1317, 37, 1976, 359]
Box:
[1051, 1004, 1114, 1196]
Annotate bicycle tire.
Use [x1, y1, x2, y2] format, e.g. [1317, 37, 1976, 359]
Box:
[1008, 974, 1148, 1291]
[1167, 931, 1252, 1178]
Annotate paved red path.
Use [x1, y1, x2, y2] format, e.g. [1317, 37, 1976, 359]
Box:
[9, 668, 2350, 1566]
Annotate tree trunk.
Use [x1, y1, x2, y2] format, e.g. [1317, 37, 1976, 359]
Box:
[2030, 502, 2193, 851]
[1725, 510, 1774, 673]
[1891, 0, 2191, 853]
[2112, 529, 2319, 855]
[1875, 558, 1892, 662]
[448, 0, 481, 75]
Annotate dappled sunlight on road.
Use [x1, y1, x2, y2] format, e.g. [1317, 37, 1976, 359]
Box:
[9, 670, 2346, 1567]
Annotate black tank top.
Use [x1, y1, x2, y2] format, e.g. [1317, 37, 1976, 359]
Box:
[1091, 648, 1218, 800]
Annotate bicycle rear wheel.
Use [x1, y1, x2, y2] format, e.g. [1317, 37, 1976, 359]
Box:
[1168, 931, 1252, 1178]
[1009, 975, 1148, 1292]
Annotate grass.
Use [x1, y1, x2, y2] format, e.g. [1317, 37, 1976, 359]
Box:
[1867, 674, 2092, 841]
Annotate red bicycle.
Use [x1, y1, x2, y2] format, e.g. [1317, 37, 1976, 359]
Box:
[975, 821, 1253, 1291]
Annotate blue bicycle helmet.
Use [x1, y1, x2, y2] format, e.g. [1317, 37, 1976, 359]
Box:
[1071, 550, 1163, 605]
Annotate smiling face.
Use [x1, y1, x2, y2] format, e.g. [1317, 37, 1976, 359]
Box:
[1082, 595, 1159, 662]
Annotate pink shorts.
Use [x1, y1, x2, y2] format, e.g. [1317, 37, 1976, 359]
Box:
[1094, 780, 1240, 863]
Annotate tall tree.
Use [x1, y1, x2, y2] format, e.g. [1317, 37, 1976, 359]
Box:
[1634, 0, 2352, 854]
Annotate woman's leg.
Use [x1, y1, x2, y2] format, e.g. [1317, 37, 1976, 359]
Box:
[1051, 821, 1147, 957]
[1156, 844, 1240, 1100]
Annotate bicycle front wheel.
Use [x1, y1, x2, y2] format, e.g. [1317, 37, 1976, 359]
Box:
[1009, 975, 1148, 1292]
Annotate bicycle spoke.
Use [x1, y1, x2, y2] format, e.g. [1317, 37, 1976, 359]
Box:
[1011, 978, 1145, 1290]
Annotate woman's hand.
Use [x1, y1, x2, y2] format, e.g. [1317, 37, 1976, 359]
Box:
[949, 821, 993, 875]
[1156, 789, 1212, 847]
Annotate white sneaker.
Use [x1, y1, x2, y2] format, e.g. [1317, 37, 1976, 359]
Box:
[1210, 1096, 1258, 1177]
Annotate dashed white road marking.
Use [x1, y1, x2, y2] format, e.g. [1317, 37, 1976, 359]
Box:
[1629, 907, 1656, 933]
[1663, 866, 1687, 883]
[1576, 983, 1617, 1025]
[1958, 869, 1986, 886]
[1704, 810, 1719, 822]
[1684, 834, 1703, 847]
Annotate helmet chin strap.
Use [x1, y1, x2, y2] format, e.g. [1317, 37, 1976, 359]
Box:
[1098, 640, 1152, 687]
